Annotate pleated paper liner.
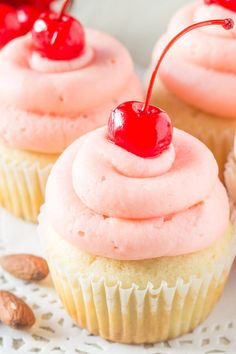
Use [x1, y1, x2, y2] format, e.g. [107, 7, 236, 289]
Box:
[0, 143, 57, 223]
[38, 210, 236, 344]
[152, 81, 236, 181]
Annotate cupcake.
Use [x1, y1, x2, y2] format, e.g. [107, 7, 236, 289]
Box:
[151, 0, 236, 179]
[39, 19, 236, 344]
[0, 1, 143, 222]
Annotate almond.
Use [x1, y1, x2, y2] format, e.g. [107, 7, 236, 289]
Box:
[0, 291, 35, 329]
[0, 254, 49, 281]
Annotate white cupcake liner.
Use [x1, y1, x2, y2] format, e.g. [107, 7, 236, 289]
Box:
[0, 153, 54, 222]
[38, 209, 236, 343]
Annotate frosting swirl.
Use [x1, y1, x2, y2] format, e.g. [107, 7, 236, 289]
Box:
[153, 1, 236, 118]
[0, 30, 143, 153]
[45, 127, 229, 260]
[29, 45, 94, 73]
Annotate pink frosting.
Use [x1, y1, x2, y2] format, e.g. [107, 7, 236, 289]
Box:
[29, 46, 94, 73]
[45, 127, 229, 260]
[153, 1, 236, 118]
[0, 30, 143, 153]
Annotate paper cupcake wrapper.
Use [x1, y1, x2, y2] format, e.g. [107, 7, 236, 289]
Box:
[225, 152, 236, 205]
[39, 212, 236, 344]
[49, 259, 233, 344]
[0, 153, 55, 223]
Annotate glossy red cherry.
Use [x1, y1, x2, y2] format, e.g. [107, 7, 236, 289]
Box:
[17, 5, 41, 35]
[204, 0, 236, 12]
[0, 4, 21, 49]
[29, 0, 55, 10]
[2, 0, 54, 10]
[31, 0, 85, 60]
[108, 18, 234, 158]
[108, 102, 172, 158]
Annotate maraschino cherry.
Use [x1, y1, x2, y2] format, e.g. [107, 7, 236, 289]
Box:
[2, 0, 54, 11]
[108, 18, 234, 158]
[17, 5, 41, 35]
[27, 0, 55, 11]
[32, 0, 85, 60]
[0, 4, 21, 49]
[204, 0, 236, 12]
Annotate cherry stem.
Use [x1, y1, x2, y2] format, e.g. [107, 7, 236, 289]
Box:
[58, 0, 71, 19]
[143, 18, 234, 112]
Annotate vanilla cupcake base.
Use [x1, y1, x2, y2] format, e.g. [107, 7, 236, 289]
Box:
[152, 82, 236, 181]
[0, 143, 58, 223]
[39, 212, 236, 344]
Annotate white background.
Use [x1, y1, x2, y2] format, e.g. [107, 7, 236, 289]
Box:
[71, 0, 190, 66]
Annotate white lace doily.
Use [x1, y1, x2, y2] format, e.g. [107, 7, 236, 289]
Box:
[0, 208, 236, 354]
